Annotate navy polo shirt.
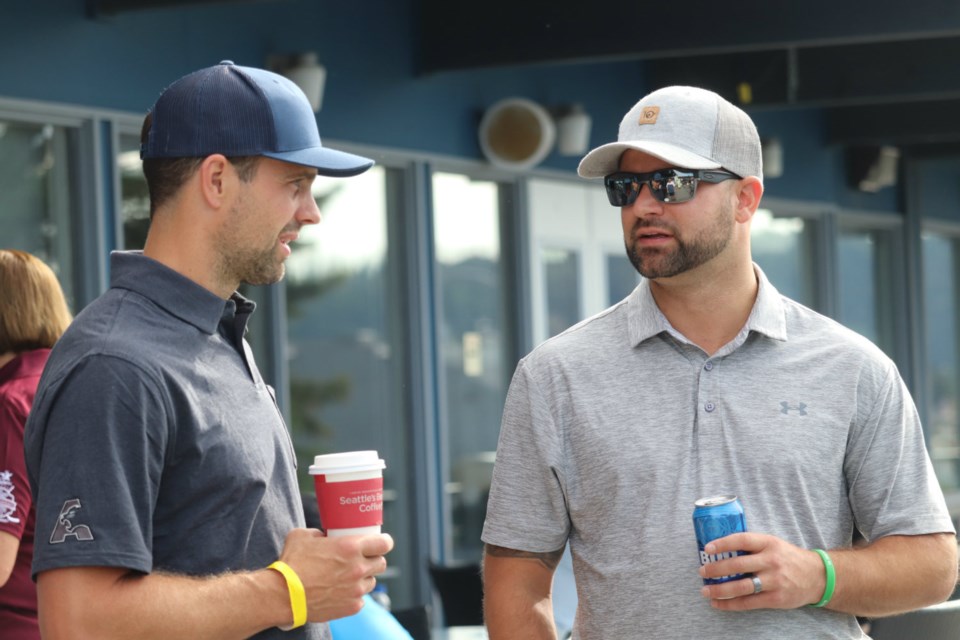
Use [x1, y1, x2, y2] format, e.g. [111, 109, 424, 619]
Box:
[25, 252, 326, 639]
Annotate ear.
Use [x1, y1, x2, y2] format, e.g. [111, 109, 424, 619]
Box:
[734, 176, 764, 224]
[198, 154, 233, 210]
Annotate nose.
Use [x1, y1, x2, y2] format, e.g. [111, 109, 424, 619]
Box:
[299, 195, 321, 226]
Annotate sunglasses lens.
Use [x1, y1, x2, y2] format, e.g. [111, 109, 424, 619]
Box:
[657, 172, 697, 203]
[604, 170, 705, 206]
[605, 175, 640, 206]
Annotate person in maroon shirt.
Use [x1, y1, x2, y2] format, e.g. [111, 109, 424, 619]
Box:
[0, 249, 72, 640]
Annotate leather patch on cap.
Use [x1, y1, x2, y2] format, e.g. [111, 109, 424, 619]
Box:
[638, 106, 660, 125]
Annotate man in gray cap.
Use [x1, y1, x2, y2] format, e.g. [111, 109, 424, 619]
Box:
[25, 61, 392, 639]
[481, 86, 957, 639]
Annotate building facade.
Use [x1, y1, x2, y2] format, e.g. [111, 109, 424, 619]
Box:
[2, 0, 959, 613]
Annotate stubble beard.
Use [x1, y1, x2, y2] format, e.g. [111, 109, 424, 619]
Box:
[237, 251, 286, 286]
[626, 201, 735, 279]
[216, 200, 291, 288]
[230, 236, 289, 287]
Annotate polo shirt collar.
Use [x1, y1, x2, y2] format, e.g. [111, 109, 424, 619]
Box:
[746, 264, 788, 342]
[627, 263, 788, 347]
[109, 251, 254, 335]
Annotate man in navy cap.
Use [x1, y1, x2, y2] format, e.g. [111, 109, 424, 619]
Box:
[25, 61, 392, 639]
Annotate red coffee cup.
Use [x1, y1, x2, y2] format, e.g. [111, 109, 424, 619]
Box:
[309, 451, 386, 536]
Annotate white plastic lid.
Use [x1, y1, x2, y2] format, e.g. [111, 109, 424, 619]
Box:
[308, 450, 385, 475]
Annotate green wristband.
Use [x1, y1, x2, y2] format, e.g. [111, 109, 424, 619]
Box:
[810, 549, 836, 608]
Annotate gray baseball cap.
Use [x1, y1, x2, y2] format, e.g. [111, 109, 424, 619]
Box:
[577, 86, 762, 183]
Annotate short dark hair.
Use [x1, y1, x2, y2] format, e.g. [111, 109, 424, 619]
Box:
[140, 112, 261, 217]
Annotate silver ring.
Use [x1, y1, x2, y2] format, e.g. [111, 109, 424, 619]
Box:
[751, 576, 763, 594]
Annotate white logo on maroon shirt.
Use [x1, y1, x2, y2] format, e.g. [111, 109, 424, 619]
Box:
[0, 470, 20, 524]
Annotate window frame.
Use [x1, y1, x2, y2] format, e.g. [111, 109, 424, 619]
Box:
[0, 96, 109, 307]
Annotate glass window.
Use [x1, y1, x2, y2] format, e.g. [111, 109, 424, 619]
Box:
[543, 247, 580, 337]
[922, 231, 960, 493]
[751, 209, 818, 308]
[118, 132, 150, 250]
[285, 166, 416, 604]
[526, 176, 626, 343]
[607, 252, 638, 305]
[0, 118, 81, 306]
[836, 226, 897, 355]
[432, 172, 514, 562]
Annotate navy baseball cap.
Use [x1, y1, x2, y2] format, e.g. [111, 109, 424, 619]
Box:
[141, 60, 373, 177]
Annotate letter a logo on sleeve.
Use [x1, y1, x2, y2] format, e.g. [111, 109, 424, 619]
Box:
[50, 498, 95, 544]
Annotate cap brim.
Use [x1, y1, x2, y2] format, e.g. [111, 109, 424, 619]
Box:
[577, 141, 722, 178]
[263, 146, 374, 177]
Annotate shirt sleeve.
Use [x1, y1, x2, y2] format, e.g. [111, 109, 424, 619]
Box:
[0, 400, 31, 540]
[481, 359, 570, 552]
[27, 354, 170, 576]
[845, 362, 955, 540]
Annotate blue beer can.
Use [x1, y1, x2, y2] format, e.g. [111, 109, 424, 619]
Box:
[693, 495, 747, 585]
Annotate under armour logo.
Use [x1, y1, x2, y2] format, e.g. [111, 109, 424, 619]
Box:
[780, 401, 807, 416]
[50, 498, 95, 544]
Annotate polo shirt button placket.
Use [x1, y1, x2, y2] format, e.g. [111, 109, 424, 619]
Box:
[704, 401, 716, 412]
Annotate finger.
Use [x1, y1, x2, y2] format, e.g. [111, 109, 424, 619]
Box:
[704, 532, 765, 555]
[370, 553, 388, 576]
[363, 575, 378, 594]
[357, 552, 389, 581]
[360, 533, 394, 556]
[700, 575, 757, 600]
[699, 553, 756, 581]
[703, 577, 775, 611]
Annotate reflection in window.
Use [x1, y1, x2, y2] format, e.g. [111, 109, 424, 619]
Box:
[283, 166, 415, 606]
[118, 133, 150, 250]
[837, 227, 896, 355]
[923, 232, 959, 492]
[432, 172, 512, 562]
[607, 253, 638, 305]
[543, 248, 580, 337]
[0, 119, 79, 305]
[751, 209, 816, 308]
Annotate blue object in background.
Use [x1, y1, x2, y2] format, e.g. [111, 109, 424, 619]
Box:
[370, 583, 392, 610]
[553, 545, 577, 637]
[328, 594, 413, 640]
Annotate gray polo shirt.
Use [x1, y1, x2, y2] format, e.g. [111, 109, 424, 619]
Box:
[482, 265, 954, 640]
[25, 251, 327, 639]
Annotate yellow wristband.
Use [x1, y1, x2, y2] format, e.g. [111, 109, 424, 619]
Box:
[268, 560, 307, 630]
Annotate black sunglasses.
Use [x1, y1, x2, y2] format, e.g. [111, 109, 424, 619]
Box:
[604, 168, 741, 206]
